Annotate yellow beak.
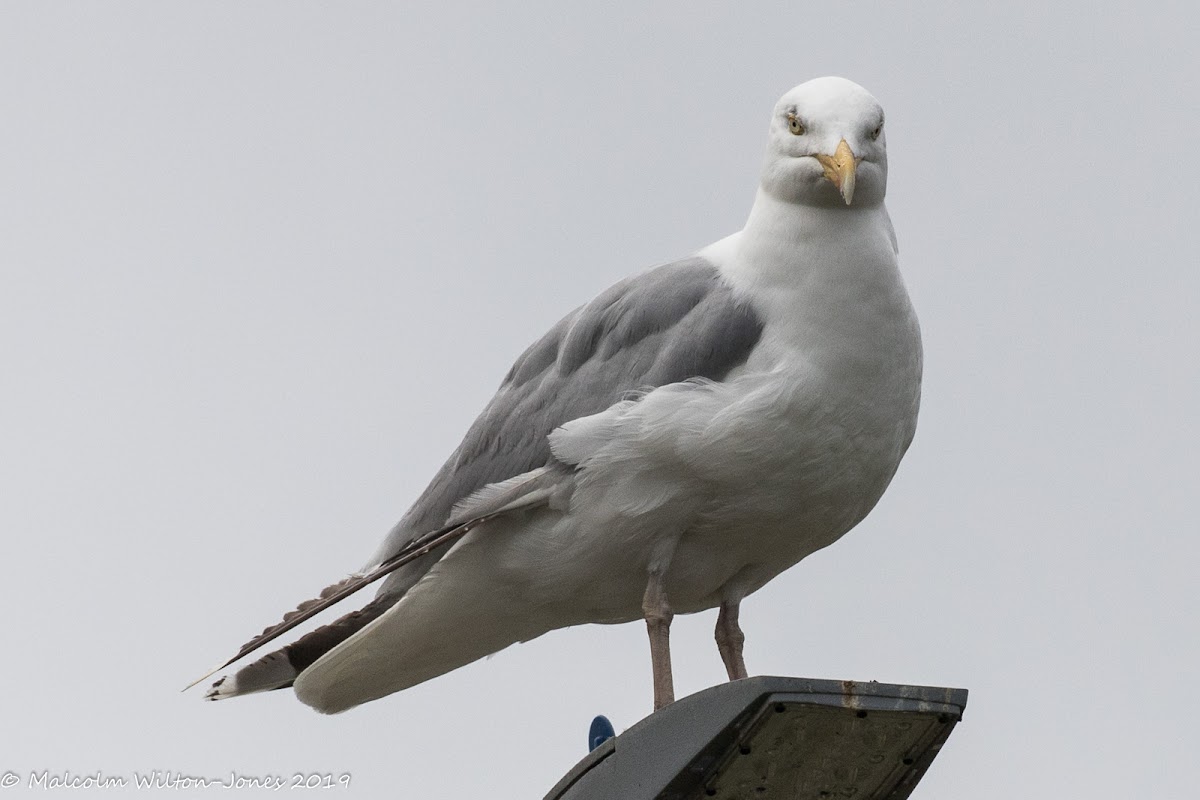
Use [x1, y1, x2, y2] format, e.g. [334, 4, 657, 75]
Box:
[814, 138, 858, 205]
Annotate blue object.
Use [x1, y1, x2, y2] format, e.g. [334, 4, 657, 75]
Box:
[588, 715, 615, 752]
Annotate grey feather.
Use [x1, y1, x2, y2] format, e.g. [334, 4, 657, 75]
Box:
[375, 255, 763, 599]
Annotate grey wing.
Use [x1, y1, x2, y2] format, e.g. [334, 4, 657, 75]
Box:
[197, 255, 764, 696]
[374, 255, 764, 596]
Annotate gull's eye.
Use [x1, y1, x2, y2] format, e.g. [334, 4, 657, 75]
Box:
[787, 113, 805, 136]
[870, 122, 883, 141]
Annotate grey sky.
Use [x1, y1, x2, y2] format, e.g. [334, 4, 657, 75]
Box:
[1, 2, 1196, 797]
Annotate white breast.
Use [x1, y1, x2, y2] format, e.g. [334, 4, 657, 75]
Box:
[664, 196, 923, 606]
[525, 197, 922, 617]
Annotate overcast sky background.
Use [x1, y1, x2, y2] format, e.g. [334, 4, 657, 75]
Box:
[2, 2, 1196, 797]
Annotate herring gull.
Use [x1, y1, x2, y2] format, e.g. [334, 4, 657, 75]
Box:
[194, 76, 922, 713]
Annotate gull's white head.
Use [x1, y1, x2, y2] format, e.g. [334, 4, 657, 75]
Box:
[760, 77, 888, 208]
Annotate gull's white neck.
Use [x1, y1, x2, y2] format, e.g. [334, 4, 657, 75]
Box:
[700, 187, 919, 397]
[713, 188, 898, 287]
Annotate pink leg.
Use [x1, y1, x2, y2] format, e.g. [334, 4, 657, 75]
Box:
[643, 570, 675, 710]
[715, 601, 748, 681]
